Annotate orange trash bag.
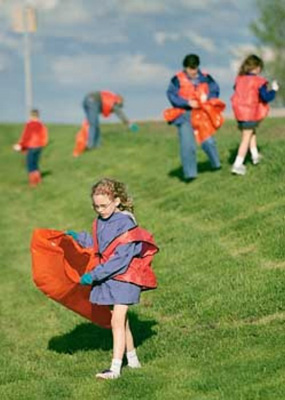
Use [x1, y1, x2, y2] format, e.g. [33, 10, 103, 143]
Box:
[31, 228, 111, 328]
[73, 120, 89, 157]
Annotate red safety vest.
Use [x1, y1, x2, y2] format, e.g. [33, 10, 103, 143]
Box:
[100, 91, 122, 117]
[18, 120, 48, 149]
[176, 70, 209, 101]
[164, 71, 225, 143]
[92, 221, 158, 290]
[231, 75, 269, 121]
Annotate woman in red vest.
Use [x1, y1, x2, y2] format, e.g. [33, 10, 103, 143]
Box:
[82, 91, 138, 150]
[231, 54, 279, 175]
[166, 54, 221, 182]
[66, 178, 158, 379]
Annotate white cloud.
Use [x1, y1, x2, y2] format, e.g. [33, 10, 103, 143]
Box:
[27, 0, 59, 9]
[120, 0, 167, 14]
[185, 32, 216, 53]
[154, 30, 216, 53]
[50, 53, 172, 88]
[154, 31, 180, 45]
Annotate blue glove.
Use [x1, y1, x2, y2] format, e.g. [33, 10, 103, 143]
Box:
[129, 123, 139, 133]
[80, 273, 93, 285]
[65, 230, 79, 241]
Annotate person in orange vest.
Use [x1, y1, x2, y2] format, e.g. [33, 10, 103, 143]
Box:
[65, 178, 158, 379]
[13, 109, 49, 187]
[82, 91, 138, 149]
[231, 54, 279, 175]
[166, 54, 221, 182]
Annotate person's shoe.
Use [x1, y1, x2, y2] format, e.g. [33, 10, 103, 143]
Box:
[231, 164, 246, 175]
[252, 154, 263, 165]
[95, 369, 120, 380]
[183, 177, 196, 183]
[128, 361, 142, 369]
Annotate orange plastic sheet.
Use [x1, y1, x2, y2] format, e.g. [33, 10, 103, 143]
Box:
[31, 228, 111, 328]
[163, 98, 226, 144]
[73, 120, 89, 157]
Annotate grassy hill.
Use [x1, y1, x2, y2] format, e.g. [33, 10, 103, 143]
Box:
[0, 118, 285, 399]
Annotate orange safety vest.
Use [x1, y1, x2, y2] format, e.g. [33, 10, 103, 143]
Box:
[231, 75, 269, 121]
[72, 119, 89, 157]
[100, 91, 122, 117]
[18, 120, 48, 149]
[164, 71, 225, 143]
[92, 221, 158, 290]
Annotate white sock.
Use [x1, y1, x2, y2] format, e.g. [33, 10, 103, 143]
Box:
[110, 358, 122, 375]
[234, 155, 244, 167]
[126, 349, 141, 368]
[250, 147, 259, 159]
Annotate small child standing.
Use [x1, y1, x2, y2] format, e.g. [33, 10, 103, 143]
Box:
[66, 178, 158, 379]
[231, 54, 279, 175]
[13, 109, 49, 186]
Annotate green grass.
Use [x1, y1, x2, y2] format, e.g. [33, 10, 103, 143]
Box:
[0, 118, 285, 399]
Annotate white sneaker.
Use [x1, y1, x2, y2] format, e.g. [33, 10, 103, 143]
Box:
[95, 369, 120, 380]
[128, 361, 142, 369]
[252, 154, 263, 165]
[231, 164, 246, 175]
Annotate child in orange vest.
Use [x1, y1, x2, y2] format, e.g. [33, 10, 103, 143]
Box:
[66, 178, 158, 379]
[231, 54, 279, 175]
[13, 109, 49, 186]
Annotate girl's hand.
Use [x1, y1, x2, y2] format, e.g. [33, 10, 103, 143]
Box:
[272, 80, 279, 91]
[65, 230, 79, 241]
[80, 273, 93, 285]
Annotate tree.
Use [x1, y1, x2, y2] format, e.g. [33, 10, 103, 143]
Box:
[251, 0, 285, 104]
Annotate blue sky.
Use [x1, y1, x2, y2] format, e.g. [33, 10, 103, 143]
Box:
[0, 0, 266, 123]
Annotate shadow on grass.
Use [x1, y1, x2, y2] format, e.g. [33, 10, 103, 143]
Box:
[168, 162, 219, 182]
[41, 170, 52, 178]
[48, 312, 157, 354]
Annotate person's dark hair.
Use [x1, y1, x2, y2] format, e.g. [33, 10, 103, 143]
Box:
[30, 109, 39, 118]
[183, 54, 200, 69]
[238, 54, 264, 75]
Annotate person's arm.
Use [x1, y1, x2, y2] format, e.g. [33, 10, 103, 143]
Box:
[113, 104, 130, 125]
[259, 83, 276, 103]
[88, 241, 142, 282]
[15, 124, 30, 150]
[167, 76, 191, 109]
[41, 124, 49, 147]
[206, 74, 220, 99]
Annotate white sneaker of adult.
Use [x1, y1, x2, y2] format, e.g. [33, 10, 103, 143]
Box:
[95, 369, 120, 380]
[231, 164, 247, 175]
[128, 360, 142, 369]
[252, 154, 263, 165]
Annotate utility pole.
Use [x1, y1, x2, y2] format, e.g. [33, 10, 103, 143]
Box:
[12, 4, 37, 119]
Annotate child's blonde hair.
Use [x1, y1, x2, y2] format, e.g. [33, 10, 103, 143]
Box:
[91, 178, 134, 213]
[238, 54, 264, 76]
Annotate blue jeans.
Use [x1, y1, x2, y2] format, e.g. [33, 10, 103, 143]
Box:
[178, 116, 221, 179]
[27, 148, 42, 172]
[83, 95, 101, 148]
